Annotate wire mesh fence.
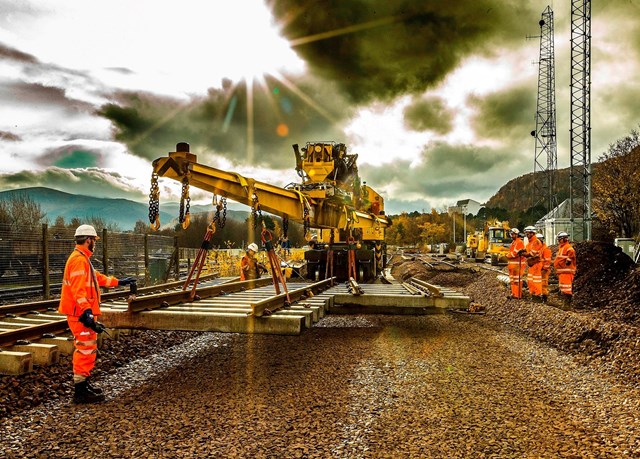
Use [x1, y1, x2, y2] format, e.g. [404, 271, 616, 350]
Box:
[0, 224, 310, 303]
[0, 224, 177, 303]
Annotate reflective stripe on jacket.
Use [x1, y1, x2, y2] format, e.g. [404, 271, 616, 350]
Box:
[58, 245, 118, 317]
[506, 238, 525, 263]
[553, 242, 576, 274]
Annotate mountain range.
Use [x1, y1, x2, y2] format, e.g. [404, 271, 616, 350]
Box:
[0, 187, 249, 230]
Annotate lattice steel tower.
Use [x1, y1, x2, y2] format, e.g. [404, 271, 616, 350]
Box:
[569, 0, 592, 241]
[531, 6, 557, 218]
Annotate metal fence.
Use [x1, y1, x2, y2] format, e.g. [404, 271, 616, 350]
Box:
[0, 224, 178, 302]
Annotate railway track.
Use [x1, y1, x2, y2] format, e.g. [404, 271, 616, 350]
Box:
[0, 273, 338, 374]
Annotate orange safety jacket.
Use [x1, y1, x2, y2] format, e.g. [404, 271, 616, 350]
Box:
[541, 244, 552, 270]
[506, 237, 525, 261]
[553, 242, 577, 274]
[58, 245, 118, 317]
[240, 254, 261, 281]
[525, 236, 544, 261]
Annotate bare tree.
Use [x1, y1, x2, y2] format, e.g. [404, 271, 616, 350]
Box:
[0, 194, 46, 232]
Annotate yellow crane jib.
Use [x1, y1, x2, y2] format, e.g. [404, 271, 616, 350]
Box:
[150, 141, 390, 282]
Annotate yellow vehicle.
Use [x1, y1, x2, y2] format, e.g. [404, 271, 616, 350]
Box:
[466, 220, 511, 265]
[149, 141, 390, 281]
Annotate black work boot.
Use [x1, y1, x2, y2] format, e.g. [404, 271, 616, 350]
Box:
[541, 295, 548, 303]
[86, 377, 103, 395]
[73, 381, 105, 404]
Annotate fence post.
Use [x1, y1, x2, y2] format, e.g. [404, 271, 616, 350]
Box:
[102, 228, 109, 276]
[174, 236, 180, 280]
[144, 233, 149, 285]
[42, 223, 50, 300]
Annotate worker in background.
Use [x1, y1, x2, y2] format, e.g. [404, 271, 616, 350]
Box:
[280, 236, 291, 259]
[58, 224, 135, 404]
[537, 233, 552, 303]
[240, 242, 267, 280]
[506, 228, 526, 299]
[307, 234, 319, 250]
[553, 231, 577, 305]
[522, 226, 544, 302]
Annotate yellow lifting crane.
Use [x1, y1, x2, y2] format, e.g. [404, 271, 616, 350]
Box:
[149, 142, 390, 282]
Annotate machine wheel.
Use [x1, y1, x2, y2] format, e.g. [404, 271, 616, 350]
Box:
[490, 254, 499, 266]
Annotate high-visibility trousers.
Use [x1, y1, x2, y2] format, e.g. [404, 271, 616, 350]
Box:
[67, 318, 98, 380]
[541, 268, 550, 296]
[527, 262, 543, 296]
[508, 260, 525, 298]
[558, 273, 574, 295]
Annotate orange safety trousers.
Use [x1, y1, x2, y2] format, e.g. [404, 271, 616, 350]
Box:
[558, 273, 574, 295]
[508, 260, 525, 298]
[67, 318, 98, 378]
[527, 262, 543, 296]
[541, 268, 550, 296]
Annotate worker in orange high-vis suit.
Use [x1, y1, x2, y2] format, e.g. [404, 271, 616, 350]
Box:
[537, 233, 552, 303]
[553, 231, 577, 306]
[58, 225, 135, 404]
[505, 228, 526, 299]
[522, 226, 545, 302]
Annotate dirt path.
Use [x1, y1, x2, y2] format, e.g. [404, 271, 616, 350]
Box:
[3, 314, 638, 458]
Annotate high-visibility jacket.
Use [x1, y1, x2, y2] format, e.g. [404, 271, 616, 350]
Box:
[58, 245, 118, 317]
[525, 236, 544, 263]
[506, 237, 525, 261]
[240, 254, 261, 281]
[553, 242, 577, 274]
[541, 244, 552, 270]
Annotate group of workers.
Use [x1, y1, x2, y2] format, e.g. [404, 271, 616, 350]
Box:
[505, 226, 577, 304]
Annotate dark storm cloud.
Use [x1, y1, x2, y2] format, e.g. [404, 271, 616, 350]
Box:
[36, 144, 105, 169]
[359, 142, 528, 204]
[0, 81, 94, 113]
[403, 96, 454, 134]
[98, 74, 352, 169]
[0, 42, 38, 63]
[269, 0, 540, 103]
[469, 84, 536, 141]
[0, 168, 147, 201]
[0, 130, 21, 141]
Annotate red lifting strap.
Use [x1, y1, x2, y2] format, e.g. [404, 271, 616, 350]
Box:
[261, 228, 291, 304]
[183, 223, 215, 300]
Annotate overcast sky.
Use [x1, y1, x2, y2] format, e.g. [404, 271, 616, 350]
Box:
[1, 0, 639, 216]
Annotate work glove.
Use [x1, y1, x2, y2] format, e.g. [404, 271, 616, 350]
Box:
[78, 309, 107, 334]
[565, 259, 572, 265]
[517, 249, 526, 256]
[118, 276, 136, 286]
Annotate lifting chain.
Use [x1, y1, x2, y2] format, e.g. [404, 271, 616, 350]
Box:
[148, 172, 160, 230]
[179, 176, 191, 229]
[213, 195, 227, 229]
[251, 193, 263, 230]
[282, 215, 289, 238]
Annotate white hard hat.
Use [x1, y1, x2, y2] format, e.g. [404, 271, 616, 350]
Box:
[311, 235, 318, 241]
[557, 231, 569, 239]
[524, 226, 536, 233]
[247, 242, 259, 252]
[75, 224, 99, 239]
[536, 233, 544, 239]
[509, 228, 520, 235]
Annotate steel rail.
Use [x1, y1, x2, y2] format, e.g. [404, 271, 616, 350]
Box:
[0, 273, 221, 315]
[251, 277, 335, 317]
[127, 277, 273, 312]
[0, 319, 68, 347]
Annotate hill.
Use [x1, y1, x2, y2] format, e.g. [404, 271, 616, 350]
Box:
[0, 187, 249, 230]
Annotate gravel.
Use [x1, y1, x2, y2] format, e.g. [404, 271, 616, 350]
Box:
[1, 246, 639, 458]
